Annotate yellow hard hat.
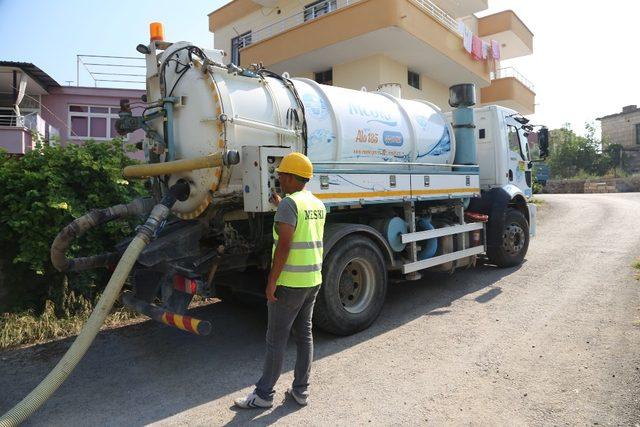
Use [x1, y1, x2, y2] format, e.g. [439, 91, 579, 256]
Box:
[276, 152, 313, 179]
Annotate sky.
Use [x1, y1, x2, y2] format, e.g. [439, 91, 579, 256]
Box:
[0, 0, 637, 136]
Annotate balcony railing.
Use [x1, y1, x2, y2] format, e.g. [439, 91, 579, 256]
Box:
[411, 0, 460, 34]
[491, 67, 535, 91]
[0, 112, 60, 142]
[247, 0, 460, 45]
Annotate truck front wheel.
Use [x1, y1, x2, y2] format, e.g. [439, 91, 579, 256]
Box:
[314, 235, 388, 335]
[487, 208, 529, 267]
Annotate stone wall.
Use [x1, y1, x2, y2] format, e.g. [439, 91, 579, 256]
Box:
[600, 109, 640, 149]
[542, 176, 640, 194]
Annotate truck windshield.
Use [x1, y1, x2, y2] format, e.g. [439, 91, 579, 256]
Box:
[518, 127, 530, 161]
[507, 125, 529, 161]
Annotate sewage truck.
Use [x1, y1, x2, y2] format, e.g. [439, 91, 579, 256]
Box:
[0, 28, 551, 425]
[97, 36, 547, 336]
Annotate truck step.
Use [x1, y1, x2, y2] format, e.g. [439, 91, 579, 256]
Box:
[401, 222, 483, 244]
[402, 246, 485, 274]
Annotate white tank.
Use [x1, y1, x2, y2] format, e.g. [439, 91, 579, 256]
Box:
[293, 79, 454, 165]
[153, 42, 454, 218]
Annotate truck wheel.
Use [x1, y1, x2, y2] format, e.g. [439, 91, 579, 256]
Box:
[314, 235, 387, 335]
[487, 208, 529, 267]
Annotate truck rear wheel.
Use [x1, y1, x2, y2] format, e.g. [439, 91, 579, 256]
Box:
[487, 208, 529, 267]
[314, 235, 387, 335]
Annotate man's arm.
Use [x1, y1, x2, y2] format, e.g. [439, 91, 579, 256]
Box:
[266, 221, 295, 302]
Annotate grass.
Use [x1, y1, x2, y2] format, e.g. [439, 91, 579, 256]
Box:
[530, 197, 545, 205]
[0, 300, 142, 351]
[0, 292, 216, 351]
[633, 258, 640, 281]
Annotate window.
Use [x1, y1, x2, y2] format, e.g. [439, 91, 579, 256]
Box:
[507, 125, 528, 161]
[314, 69, 333, 85]
[408, 70, 420, 90]
[304, 0, 337, 21]
[231, 31, 252, 65]
[68, 105, 123, 140]
[636, 124, 640, 145]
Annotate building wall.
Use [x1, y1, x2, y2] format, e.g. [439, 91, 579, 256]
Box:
[300, 54, 467, 111]
[600, 111, 640, 149]
[0, 127, 31, 154]
[212, 0, 360, 58]
[40, 86, 145, 155]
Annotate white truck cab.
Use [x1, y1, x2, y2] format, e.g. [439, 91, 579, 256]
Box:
[474, 105, 533, 198]
[447, 105, 533, 199]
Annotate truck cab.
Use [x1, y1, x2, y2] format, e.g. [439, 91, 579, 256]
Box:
[473, 105, 533, 198]
[447, 105, 534, 199]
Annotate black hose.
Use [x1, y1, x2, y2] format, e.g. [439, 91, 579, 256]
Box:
[50, 197, 155, 272]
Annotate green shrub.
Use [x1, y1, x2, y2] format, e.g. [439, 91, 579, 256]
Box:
[0, 139, 146, 314]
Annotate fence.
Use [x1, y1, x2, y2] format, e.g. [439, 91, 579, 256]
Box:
[492, 67, 535, 91]
[76, 55, 146, 88]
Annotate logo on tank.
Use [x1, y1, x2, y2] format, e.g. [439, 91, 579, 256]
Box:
[301, 93, 328, 119]
[382, 131, 404, 147]
[348, 103, 397, 126]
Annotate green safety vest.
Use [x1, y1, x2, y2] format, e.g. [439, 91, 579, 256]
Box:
[272, 190, 326, 287]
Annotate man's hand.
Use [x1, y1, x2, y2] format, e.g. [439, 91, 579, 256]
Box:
[266, 281, 278, 302]
[270, 188, 282, 207]
[267, 221, 294, 303]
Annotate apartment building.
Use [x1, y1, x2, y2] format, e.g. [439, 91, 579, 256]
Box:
[208, 0, 535, 114]
[0, 61, 144, 155]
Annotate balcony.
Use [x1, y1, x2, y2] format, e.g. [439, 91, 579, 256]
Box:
[0, 112, 59, 154]
[208, 0, 262, 33]
[239, 0, 490, 88]
[477, 10, 533, 59]
[433, 0, 488, 18]
[481, 67, 535, 115]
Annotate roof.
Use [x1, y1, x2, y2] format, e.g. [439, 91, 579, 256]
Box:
[596, 106, 640, 121]
[0, 61, 60, 90]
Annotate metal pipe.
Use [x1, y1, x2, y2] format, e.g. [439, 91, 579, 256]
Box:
[121, 292, 211, 336]
[230, 116, 298, 137]
[164, 101, 175, 161]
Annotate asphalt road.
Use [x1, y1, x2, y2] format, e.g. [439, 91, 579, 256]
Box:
[1, 193, 639, 426]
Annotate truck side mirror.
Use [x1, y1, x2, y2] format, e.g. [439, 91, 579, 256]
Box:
[538, 127, 549, 159]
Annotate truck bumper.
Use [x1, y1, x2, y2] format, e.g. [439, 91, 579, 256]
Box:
[528, 203, 537, 237]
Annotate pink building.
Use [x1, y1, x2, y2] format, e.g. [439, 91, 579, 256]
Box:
[0, 61, 145, 155]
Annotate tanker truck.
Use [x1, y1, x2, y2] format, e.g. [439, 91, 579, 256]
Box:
[64, 37, 548, 337]
[1, 31, 553, 427]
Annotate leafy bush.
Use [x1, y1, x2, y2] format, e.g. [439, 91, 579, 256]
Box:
[548, 123, 629, 179]
[0, 139, 146, 314]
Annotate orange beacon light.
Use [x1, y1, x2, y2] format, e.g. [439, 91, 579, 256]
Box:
[150, 22, 164, 42]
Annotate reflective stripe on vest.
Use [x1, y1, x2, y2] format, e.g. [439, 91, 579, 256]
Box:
[272, 190, 326, 287]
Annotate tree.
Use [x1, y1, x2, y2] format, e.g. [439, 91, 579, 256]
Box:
[547, 122, 615, 178]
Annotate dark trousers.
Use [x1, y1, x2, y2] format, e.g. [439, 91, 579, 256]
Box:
[255, 285, 321, 400]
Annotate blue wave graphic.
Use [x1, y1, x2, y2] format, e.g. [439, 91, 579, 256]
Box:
[367, 119, 398, 126]
[417, 127, 451, 158]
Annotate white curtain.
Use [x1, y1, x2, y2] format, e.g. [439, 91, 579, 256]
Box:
[13, 71, 28, 117]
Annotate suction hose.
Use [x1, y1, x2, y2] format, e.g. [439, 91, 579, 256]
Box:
[50, 197, 155, 272]
[0, 183, 189, 427]
[122, 150, 239, 178]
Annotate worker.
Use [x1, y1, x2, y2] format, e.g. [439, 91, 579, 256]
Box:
[234, 152, 326, 409]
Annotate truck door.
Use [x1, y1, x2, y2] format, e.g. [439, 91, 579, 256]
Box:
[505, 119, 532, 197]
